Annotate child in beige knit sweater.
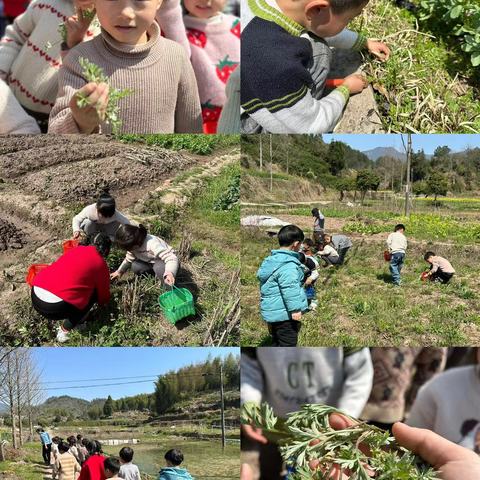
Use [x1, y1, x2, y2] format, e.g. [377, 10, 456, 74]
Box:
[48, 0, 202, 134]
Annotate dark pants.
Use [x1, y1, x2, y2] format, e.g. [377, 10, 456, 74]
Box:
[31, 288, 97, 330]
[431, 270, 454, 284]
[42, 443, 51, 464]
[321, 255, 341, 266]
[337, 247, 350, 265]
[270, 320, 301, 347]
[22, 106, 50, 133]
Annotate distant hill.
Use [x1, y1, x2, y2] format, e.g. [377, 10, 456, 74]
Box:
[363, 147, 406, 161]
[37, 395, 106, 418]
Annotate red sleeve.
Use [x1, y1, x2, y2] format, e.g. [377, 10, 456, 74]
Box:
[95, 258, 111, 305]
[78, 463, 91, 480]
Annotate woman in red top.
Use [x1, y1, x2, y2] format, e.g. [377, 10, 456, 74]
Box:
[31, 233, 111, 343]
[78, 440, 106, 480]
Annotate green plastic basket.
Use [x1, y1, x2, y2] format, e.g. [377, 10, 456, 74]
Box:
[158, 285, 195, 324]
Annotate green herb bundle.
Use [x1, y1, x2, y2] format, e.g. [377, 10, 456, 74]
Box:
[77, 57, 133, 134]
[241, 402, 439, 480]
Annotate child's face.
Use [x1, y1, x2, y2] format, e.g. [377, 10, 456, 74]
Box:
[95, 0, 162, 44]
[183, 0, 226, 18]
[306, 1, 367, 38]
[425, 257, 433, 265]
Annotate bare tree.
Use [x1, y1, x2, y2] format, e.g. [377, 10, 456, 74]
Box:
[0, 350, 18, 448]
[0, 349, 43, 448]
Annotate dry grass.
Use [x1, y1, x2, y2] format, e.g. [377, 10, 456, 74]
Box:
[354, 0, 480, 133]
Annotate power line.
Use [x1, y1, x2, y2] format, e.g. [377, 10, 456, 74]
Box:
[41, 380, 156, 391]
[41, 372, 225, 389]
[42, 374, 160, 384]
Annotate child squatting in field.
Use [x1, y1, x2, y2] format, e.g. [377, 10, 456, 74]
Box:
[73, 191, 131, 241]
[423, 251, 455, 284]
[257, 224, 309, 347]
[110, 224, 179, 286]
[241, 0, 391, 133]
[48, 0, 203, 133]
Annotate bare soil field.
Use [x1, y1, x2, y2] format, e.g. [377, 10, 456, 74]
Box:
[0, 135, 240, 346]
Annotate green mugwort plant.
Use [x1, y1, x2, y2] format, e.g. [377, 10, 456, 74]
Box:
[241, 402, 439, 480]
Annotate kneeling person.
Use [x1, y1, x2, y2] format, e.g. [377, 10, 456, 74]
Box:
[424, 251, 455, 284]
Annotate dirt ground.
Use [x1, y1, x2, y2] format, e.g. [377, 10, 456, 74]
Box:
[0, 135, 237, 345]
[0, 218, 24, 250]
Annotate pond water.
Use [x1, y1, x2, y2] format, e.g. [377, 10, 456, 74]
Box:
[103, 439, 239, 479]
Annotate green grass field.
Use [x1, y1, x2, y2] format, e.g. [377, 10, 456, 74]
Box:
[241, 203, 480, 346]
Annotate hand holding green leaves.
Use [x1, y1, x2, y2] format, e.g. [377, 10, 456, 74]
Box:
[241, 402, 438, 480]
[70, 81, 109, 133]
[75, 58, 133, 134]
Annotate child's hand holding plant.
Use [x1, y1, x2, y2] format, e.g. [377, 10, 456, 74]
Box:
[110, 270, 124, 282]
[64, 3, 96, 49]
[70, 82, 109, 133]
[343, 73, 368, 94]
[366, 39, 391, 62]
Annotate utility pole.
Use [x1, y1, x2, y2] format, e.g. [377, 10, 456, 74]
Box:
[259, 136, 263, 171]
[269, 134, 273, 192]
[220, 363, 225, 450]
[404, 133, 412, 217]
[286, 143, 289, 175]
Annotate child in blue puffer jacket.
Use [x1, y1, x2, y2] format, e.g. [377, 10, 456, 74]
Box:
[257, 224, 308, 347]
[158, 449, 194, 480]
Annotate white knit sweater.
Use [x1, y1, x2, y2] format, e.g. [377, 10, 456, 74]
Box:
[0, 0, 98, 114]
[0, 78, 40, 133]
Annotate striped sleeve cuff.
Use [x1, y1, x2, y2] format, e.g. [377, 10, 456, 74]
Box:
[352, 33, 368, 51]
[335, 85, 350, 102]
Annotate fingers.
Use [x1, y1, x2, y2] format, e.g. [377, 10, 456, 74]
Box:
[329, 413, 355, 430]
[75, 82, 109, 111]
[242, 425, 268, 445]
[392, 423, 476, 470]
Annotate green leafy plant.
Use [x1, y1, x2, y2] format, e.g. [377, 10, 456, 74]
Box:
[213, 171, 240, 211]
[241, 402, 438, 480]
[418, 0, 480, 66]
[77, 57, 133, 134]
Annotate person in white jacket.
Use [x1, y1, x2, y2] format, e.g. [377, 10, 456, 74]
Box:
[407, 348, 480, 454]
[72, 192, 131, 241]
[241, 347, 373, 479]
[387, 223, 407, 286]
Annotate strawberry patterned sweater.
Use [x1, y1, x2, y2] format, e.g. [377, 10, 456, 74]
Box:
[184, 13, 240, 133]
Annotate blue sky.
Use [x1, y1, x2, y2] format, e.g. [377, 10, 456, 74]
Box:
[322, 134, 480, 154]
[33, 348, 239, 402]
